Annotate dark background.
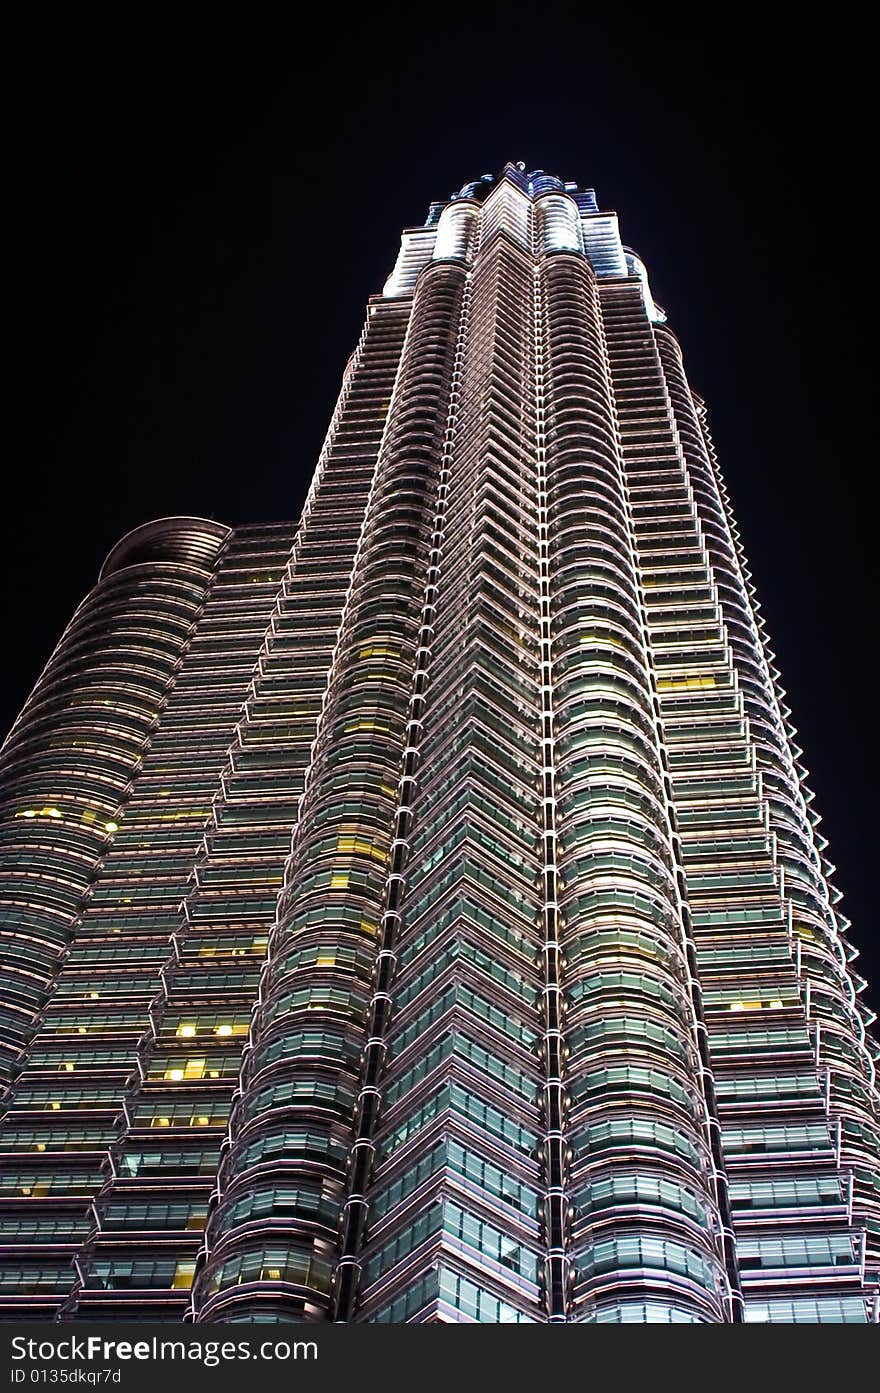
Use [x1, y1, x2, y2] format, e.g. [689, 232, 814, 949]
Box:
[9, 6, 877, 1007]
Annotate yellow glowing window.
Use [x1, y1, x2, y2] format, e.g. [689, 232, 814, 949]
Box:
[657, 675, 717, 690]
[184, 1058, 206, 1079]
[104, 821, 119, 833]
[580, 633, 624, 647]
[231, 1023, 248, 1036]
[190, 1115, 210, 1127]
[380, 783, 397, 798]
[186, 1213, 207, 1231]
[177, 1024, 197, 1038]
[77, 1027, 88, 1035]
[152, 1117, 171, 1128]
[361, 918, 378, 936]
[359, 645, 401, 660]
[729, 1000, 763, 1011]
[330, 873, 350, 890]
[81, 809, 96, 825]
[316, 953, 337, 967]
[63, 1063, 74, 1072]
[171, 1262, 195, 1291]
[50, 1102, 61, 1111]
[215, 1024, 233, 1037]
[89, 992, 99, 1000]
[768, 999, 784, 1009]
[263, 1267, 283, 1281]
[166, 1068, 185, 1082]
[34, 1143, 47, 1153]
[344, 720, 390, 734]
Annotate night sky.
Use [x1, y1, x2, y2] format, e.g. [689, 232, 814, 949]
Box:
[10, 8, 877, 1009]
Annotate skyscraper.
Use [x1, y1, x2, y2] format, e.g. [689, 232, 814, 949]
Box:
[1, 163, 878, 1324]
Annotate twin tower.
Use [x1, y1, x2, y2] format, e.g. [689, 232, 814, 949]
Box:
[1, 164, 878, 1322]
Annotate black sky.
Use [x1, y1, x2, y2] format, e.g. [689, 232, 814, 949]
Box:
[9, 6, 878, 1008]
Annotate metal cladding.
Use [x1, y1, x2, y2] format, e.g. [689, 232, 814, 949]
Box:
[1, 164, 879, 1324]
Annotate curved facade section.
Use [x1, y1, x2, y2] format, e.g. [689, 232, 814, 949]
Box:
[0, 543, 219, 1087]
[99, 517, 230, 581]
[191, 260, 467, 1322]
[654, 325, 880, 1316]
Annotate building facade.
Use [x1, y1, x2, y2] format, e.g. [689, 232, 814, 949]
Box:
[1, 164, 879, 1323]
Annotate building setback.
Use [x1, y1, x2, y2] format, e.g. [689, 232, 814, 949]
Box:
[1, 164, 878, 1323]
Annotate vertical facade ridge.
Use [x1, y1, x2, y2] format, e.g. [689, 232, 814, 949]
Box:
[354, 185, 548, 1324]
[651, 331, 880, 1313]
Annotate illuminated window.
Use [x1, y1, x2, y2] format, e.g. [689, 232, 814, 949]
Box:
[657, 675, 717, 690]
[177, 1024, 197, 1038]
[171, 1262, 195, 1291]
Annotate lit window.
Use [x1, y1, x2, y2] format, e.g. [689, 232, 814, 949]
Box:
[177, 1024, 197, 1038]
